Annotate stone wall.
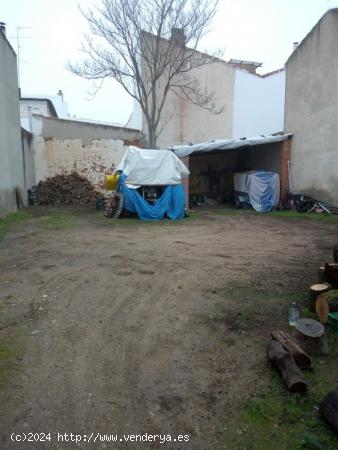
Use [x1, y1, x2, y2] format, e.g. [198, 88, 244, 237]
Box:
[31, 116, 143, 190]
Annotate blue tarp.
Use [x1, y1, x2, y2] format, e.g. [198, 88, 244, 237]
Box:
[117, 174, 185, 221]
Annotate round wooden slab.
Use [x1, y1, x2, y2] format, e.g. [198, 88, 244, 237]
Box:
[295, 318, 324, 338]
[311, 283, 330, 292]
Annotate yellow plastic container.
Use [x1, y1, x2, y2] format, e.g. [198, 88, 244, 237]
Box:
[104, 173, 119, 191]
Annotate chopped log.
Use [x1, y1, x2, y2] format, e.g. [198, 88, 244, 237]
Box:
[316, 290, 338, 324]
[309, 283, 331, 311]
[267, 340, 308, 394]
[316, 295, 330, 324]
[319, 387, 338, 432]
[271, 330, 311, 369]
[295, 318, 328, 355]
[318, 266, 326, 283]
[324, 263, 338, 288]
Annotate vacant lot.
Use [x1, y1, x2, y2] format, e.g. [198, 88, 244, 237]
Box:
[0, 208, 338, 450]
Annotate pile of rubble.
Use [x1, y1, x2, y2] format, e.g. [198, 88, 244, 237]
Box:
[33, 173, 99, 205]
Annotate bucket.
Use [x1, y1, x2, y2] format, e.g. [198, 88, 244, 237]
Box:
[104, 174, 119, 191]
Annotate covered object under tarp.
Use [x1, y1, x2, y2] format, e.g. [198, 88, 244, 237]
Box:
[234, 171, 280, 212]
[116, 147, 189, 221]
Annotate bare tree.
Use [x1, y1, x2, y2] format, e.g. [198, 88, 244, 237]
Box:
[69, 0, 222, 148]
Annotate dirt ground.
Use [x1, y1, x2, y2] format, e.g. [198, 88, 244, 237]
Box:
[0, 208, 337, 450]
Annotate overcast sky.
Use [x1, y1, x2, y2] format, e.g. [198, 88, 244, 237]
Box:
[2, 0, 336, 125]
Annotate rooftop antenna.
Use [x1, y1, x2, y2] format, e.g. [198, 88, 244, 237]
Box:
[9, 26, 32, 89]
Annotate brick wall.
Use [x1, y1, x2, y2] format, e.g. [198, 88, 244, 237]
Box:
[279, 137, 292, 202]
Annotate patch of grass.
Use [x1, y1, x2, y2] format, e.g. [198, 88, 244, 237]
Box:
[218, 284, 307, 319]
[208, 208, 254, 216]
[38, 212, 75, 230]
[219, 362, 338, 450]
[84, 210, 201, 227]
[269, 210, 338, 227]
[0, 333, 24, 386]
[214, 310, 338, 450]
[0, 345, 15, 385]
[206, 207, 338, 227]
[0, 210, 32, 240]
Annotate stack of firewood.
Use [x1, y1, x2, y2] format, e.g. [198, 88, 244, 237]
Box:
[33, 173, 99, 205]
[310, 245, 338, 323]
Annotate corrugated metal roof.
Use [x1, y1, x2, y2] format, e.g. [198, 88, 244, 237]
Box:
[171, 133, 293, 158]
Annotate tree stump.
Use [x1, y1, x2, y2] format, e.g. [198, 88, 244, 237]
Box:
[318, 266, 326, 283]
[324, 263, 338, 288]
[271, 331, 311, 369]
[316, 290, 338, 324]
[295, 318, 327, 355]
[319, 387, 338, 432]
[267, 340, 308, 394]
[309, 283, 331, 311]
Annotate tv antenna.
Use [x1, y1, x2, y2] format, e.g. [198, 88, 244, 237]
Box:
[9, 26, 32, 88]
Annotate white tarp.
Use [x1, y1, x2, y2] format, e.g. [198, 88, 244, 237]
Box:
[234, 171, 280, 212]
[117, 147, 190, 186]
[172, 134, 293, 158]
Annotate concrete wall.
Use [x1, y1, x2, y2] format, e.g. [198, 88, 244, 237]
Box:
[233, 70, 285, 139]
[0, 30, 26, 214]
[156, 60, 236, 148]
[285, 9, 338, 204]
[31, 116, 143, 189]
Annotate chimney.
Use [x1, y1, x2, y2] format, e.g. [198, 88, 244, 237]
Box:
[171, 28, 186, 48]
[0, 22, 6, 35]
[293, 42, 299, 50]
[57, 89, 64, 102]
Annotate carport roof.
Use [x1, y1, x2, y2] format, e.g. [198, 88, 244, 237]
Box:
[171, 133, 293, 158]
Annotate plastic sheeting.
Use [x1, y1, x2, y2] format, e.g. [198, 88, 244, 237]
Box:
[172, 134, 293, 158]
[117, 146, 189, 186]
[117, 174, 185, 221]
[234, 171, 280, 212]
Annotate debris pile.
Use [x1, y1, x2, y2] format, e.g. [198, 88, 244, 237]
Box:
[33, 173, 99, 205]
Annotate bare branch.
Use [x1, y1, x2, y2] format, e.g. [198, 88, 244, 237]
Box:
[68, 0, 221, 147]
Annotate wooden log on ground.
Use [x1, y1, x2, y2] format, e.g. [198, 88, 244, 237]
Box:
[319, 387, 338, 432]
[267, 340, 308, 394]
[271, 330, 311, 369]
[309, 283, 331, 311]
[324, 263, 338, 288]
[316, 290, 338, 324]
[295, 318, 328, 355]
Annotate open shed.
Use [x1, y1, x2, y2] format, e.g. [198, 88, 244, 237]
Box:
[172, 134, 292, 207]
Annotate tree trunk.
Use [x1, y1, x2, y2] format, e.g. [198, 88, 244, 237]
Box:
[271, 331, 311, 369]
[309, 283, 331, 311]
[267, 340, 308, 394]
[319, 387, 338, 432]
[295, 318, 327, 354]
[147, 123, 157, 149]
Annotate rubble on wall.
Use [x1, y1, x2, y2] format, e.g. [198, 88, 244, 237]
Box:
[33, 173, 99, 205]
